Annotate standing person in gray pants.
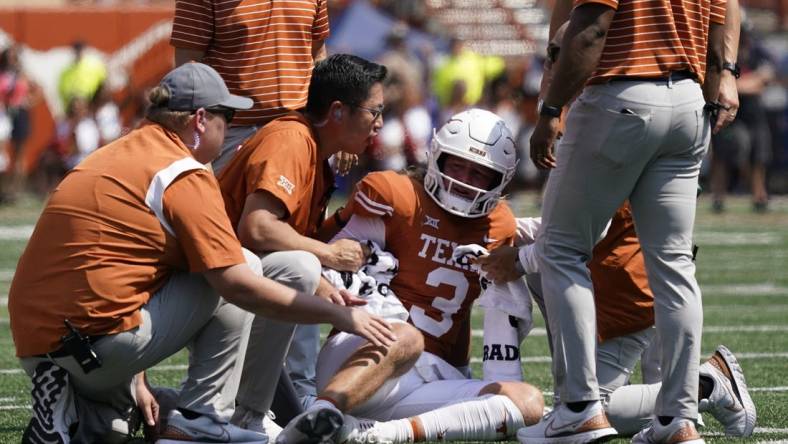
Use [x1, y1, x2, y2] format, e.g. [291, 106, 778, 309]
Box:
[8, 63, 395, 444]
[516, 0, 727, 442]
[216, 54, 388, 437]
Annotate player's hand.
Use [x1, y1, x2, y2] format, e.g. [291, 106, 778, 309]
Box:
[316, 278, 368, 307]
[475, 245, 524, 284]
[333, 308, 396, 348]
[713, 71, 740, 134]
[334, 151, 359, 176]
[340, 290, 368, 307]
[316, 278, 347, 305]
[530, 115, 560, 169]
[325, 238, 368, 272]
[134, 373, 159, 428]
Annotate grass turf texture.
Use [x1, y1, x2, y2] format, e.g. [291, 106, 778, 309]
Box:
[0, 193, 786, 443]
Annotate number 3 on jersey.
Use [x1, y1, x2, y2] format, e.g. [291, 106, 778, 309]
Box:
[409, 267, 469, 337]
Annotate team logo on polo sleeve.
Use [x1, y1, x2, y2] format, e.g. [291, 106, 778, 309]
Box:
[277, 175, 295, 195]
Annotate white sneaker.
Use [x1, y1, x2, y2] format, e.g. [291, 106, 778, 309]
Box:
[231, 406, 282, 440]
[337, 415, 391, 444]
[698, 345, 756, 437]
[632, 417, 703, 444]
[517, 401, 617, 444]
[157, 409, 268, 443]
[275, 407, 343, 444]
[22, 362, 77, 444]
[263, 411, 284, 441]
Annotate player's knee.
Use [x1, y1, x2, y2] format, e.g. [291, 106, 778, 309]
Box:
[286, 251, 323, 295]
[389, 322, 424, 368]
[480, 381, 544, 425]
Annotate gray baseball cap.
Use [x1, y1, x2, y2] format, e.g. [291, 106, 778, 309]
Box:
[160, 62, 253, 111]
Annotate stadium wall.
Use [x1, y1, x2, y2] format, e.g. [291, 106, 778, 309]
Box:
[0, 6, 174, 173]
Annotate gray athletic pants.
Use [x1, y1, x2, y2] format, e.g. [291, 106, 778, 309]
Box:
[236, 251, 322, 415]
[19, 249, 263, 442]
[529, 273, 663, 435]
[285, 324, 321, 409]
[536, 76, 708, 420]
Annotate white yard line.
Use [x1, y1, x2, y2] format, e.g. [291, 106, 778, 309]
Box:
[702, 283, 788, 296]
[463, 326, 788, 337]
[703, 304, 788, 312]
[1, 316, 786, 335]
[703, 325, 788, 333]
[751, 386, 788, 393]
[2, 351, 787, 375]
[0, 225, 34, 241]
[693, 232, 781, 245]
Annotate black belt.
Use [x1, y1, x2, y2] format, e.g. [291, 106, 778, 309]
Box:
[35, 335, 106, 359]
[609, 70, 697, 83]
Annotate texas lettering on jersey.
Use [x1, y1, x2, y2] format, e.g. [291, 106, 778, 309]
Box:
[347, 171, 516, 367]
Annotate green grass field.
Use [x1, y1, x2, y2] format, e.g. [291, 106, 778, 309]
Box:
[0, 192, 786, 443]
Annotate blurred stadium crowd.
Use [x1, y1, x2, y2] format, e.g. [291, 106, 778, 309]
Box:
[0, 0, 786, 211]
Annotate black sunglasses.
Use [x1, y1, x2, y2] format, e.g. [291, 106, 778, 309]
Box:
[547, 45, 560, 64]
[205, 106, 235, 124]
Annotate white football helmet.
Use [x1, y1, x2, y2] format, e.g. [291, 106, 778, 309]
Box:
[424, 108, 518, 218]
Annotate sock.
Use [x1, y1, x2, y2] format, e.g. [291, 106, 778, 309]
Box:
[372, 419, 413, 443]
[566, 401, 591, 413]
[698, 375, 714, 400]
[409, 395, 524, 441]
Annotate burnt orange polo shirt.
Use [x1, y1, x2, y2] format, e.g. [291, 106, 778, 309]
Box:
[576, 0, 726, 84]
[171, 0, 330, 125]
[218, 112, 334, 238]
[9, 124, 245, 357]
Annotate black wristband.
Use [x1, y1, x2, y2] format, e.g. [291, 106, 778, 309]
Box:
[333, 207, 347, 228]
[722, 62, 740, 79]
[539, 102, 562, 119]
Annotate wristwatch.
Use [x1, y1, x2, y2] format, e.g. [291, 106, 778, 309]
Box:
[722, 62, 741, 79]
[539, 101, 562, 119]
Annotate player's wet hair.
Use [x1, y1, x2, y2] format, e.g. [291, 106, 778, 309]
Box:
[305, 54, 387, 118]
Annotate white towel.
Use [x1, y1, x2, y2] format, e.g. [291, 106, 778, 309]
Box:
[322, 241, 409, 322]
[452, 244, 534, 382]
[452, 244, 534, 323]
